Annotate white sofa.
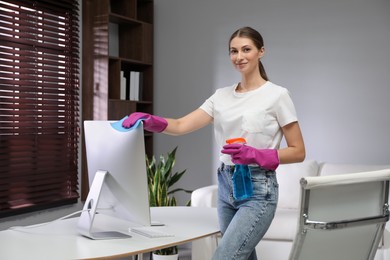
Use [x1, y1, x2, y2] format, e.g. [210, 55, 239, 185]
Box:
[191, 160, 390, 260]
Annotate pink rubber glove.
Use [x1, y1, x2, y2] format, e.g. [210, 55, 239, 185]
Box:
[122, 112, 168, 132]
[221, 143, 279, 170]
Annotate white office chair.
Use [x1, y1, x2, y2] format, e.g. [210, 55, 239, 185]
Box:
[289, 169, 390, 260]
[191, 185, 219, 260]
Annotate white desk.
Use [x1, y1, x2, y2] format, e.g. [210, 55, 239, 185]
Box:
[0, 207, 219, 260]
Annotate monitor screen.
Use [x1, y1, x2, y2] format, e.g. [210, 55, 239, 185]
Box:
[78, 119, 151, 239]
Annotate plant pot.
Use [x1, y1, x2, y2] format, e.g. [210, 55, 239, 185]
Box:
[152, 253, 179, 260]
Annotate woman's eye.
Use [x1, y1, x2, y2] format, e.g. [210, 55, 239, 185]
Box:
[230, 49, 237, 54]
[243, 48, 251, 52]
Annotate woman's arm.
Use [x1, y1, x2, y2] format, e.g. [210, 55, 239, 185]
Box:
[163, 108, 213, 136]
[278, 121, 306, 164]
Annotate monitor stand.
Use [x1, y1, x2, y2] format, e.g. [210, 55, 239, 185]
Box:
[77, 170, 131, 240]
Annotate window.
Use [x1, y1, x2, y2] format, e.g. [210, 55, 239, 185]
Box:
[0, 0, 80, 218]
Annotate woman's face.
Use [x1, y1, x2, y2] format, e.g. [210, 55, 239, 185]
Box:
[229, 36, 264, 74]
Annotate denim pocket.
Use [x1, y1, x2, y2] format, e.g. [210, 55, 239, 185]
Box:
[251, 169, 278, 202]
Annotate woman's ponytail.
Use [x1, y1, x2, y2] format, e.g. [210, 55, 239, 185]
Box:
[259, 60, 268, 81]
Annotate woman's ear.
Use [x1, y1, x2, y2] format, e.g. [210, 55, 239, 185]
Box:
[258, 47, 265, 59]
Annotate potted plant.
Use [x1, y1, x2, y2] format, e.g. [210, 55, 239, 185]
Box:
[146, 146, 192, 259]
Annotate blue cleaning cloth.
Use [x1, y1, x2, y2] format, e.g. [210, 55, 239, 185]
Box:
[110, 116, 143, 132]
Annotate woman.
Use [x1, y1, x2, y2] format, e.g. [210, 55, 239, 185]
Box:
[122, 26, 305, 260]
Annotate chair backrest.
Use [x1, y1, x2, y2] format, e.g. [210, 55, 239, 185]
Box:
[289, 169, 390, 260]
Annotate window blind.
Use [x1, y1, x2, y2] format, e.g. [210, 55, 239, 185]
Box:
[0, 0, 79, 217]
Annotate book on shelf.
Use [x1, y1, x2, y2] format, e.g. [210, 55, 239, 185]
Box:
[138, 72, 144, 102]
[120, 71, 126, 100]
[130, 71, 142, 101]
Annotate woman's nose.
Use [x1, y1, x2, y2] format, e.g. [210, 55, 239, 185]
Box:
[236, 52, 243, 62]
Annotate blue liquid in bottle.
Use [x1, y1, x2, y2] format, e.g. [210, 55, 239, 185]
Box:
[232, 164, 253, 200]
[226, 138, 253, 200]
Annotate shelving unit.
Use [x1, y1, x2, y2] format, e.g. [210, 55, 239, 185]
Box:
[82, 0, 154, 156]
[82, 0, 154, 198]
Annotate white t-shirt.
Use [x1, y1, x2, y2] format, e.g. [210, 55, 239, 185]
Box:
[199, 81, 298, 165]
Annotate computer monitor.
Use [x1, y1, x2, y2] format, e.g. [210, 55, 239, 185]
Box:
[77, 119, 151, 239]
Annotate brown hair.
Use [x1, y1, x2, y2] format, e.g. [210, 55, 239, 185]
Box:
[229, 27, 269, 81]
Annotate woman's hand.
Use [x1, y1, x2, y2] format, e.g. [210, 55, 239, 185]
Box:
[122, 112, 168, 132]
[221, 143, 279, 170]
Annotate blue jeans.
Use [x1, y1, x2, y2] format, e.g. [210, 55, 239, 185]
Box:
[212, 164, 278, 260]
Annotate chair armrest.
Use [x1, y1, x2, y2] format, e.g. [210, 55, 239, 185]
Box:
[191, 185, 218, 207]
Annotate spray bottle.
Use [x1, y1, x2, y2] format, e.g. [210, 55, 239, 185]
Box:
[226, 138, 253, 200]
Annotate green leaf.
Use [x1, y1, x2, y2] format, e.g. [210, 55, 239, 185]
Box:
[146, 147, 192, 208]
[168, 170, 187, 187]
[154, 246, 178, 255]
[168, 188, 193, 195]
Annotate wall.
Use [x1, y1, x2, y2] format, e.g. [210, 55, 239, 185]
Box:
[154, 0, 390, 203]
